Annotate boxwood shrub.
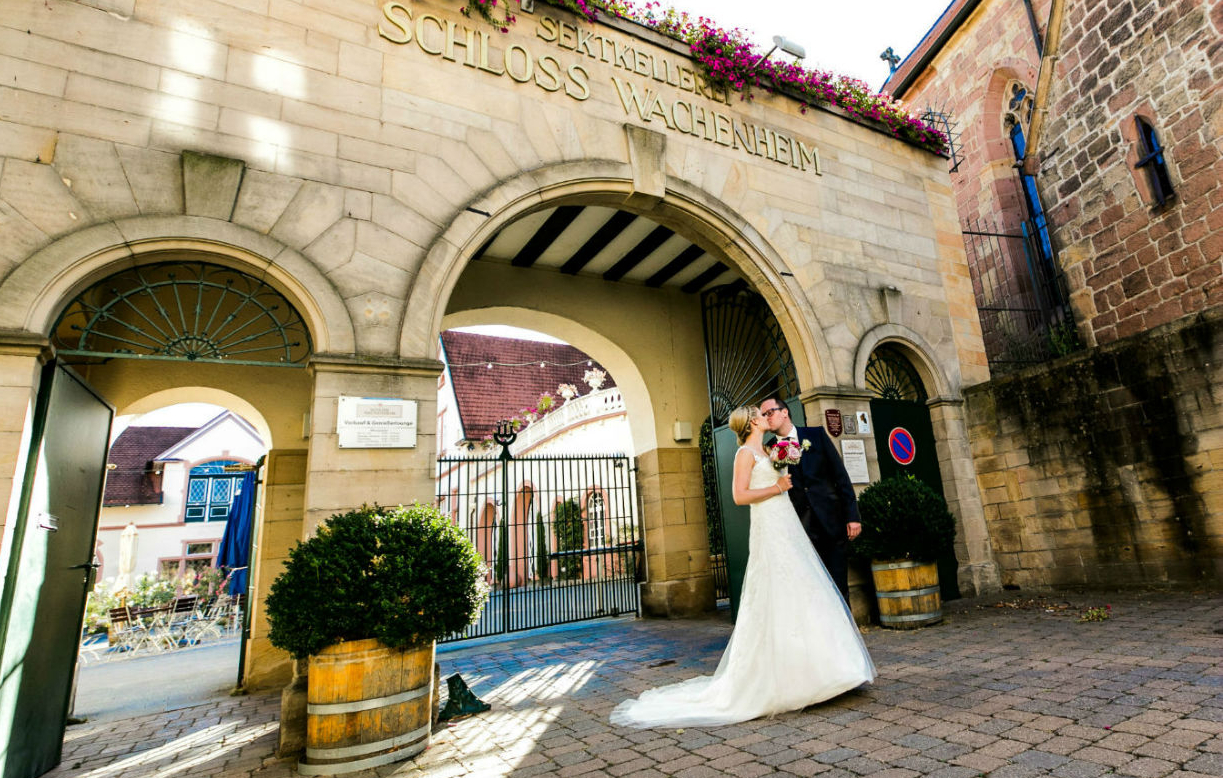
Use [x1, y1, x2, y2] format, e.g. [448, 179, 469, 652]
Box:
[850, 474, 956, 563]
[266, 503, 488, 659]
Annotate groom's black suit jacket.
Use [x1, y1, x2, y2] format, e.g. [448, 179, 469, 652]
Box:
[778, 425, 860, 543]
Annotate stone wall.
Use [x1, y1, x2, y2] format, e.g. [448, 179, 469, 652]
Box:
[965, 309, 1223, 588]
[1044, 0, 1223, 347]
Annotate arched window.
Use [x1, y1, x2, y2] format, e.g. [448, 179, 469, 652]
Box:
[1135, 117, 1174, 206]
[185, 459, 245, 522]
[865, 346, 928, 402]
[586, 492, 606, 547]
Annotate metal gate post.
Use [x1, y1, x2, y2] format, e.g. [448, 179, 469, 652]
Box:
[494, 421, 517, 634]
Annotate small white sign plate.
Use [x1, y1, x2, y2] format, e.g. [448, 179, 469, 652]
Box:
[336, 397, 417, 449]
[841, 438, 870, 484]
[855, 411, 871, 435]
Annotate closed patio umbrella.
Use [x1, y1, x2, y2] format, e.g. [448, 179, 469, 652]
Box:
[114, 522, 138, 593]
[217, 471, 257, 596]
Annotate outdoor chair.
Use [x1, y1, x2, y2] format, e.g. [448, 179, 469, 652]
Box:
[183, 595, 230, 645]
[106, 606, 143, 654]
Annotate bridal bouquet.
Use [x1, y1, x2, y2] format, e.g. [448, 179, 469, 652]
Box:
[769, 438, 810, 471]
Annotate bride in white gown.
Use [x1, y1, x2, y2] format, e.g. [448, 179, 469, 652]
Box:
[611, 405, 875, 728]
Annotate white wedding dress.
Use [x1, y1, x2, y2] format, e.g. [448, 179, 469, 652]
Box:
[610, 448, 876, 728]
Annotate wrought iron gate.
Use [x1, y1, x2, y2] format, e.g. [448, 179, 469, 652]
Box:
[435, 445, 642, 642]
[700, 285, 802, 615]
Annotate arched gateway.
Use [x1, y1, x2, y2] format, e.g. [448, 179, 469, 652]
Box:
[0, 2, 999, 775]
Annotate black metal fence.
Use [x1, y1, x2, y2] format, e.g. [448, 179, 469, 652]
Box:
[435, 451, 642, 642]
[962, 217, 1078, 371]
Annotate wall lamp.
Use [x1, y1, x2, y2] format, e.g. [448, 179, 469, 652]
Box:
[757, 35, 807, 67]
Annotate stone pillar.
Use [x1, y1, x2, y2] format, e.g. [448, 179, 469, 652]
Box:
[799, 387, 877, 623]
[637, 446, 715, 617]
[302, 354, 444, 537]
[928, 397, 1001, 596]
[0, 333, 49, 553]
[243, 448, 308, 692]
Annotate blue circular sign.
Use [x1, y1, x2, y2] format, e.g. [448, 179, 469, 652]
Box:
[888, 427, 916, 466]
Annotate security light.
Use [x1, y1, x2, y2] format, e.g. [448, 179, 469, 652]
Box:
[757, 35, 807, 67]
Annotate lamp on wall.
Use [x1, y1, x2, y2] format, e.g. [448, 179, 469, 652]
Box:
[757, 35, 806, 67]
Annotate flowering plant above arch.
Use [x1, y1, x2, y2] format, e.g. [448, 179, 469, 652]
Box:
[458, 0, 947, 154]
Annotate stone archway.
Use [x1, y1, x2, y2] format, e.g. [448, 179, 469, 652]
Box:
[853, 328, 1000, 597]
[118, 387, 275, 451]
[442, 307, 658, 454]
[399, 162, 836, 391]
[0, 215, 355, 356]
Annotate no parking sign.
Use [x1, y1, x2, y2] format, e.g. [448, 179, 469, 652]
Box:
[888, 427, 916, 466]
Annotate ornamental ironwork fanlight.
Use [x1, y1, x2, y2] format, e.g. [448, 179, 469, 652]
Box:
[701, 285, 801, 427]
[51, 262, 311, 367]
[865, 346, 928, 401]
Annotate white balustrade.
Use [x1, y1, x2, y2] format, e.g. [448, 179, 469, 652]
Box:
[511, 387, 624, 452]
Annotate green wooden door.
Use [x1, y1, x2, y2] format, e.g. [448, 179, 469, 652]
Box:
[865, 347, 959, 600]
[0, 361, 114, 778]
[701, 286, 802, 620]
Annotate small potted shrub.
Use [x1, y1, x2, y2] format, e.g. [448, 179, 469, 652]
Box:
[850, 475, 956, 629]
[266, 504, 488, 774]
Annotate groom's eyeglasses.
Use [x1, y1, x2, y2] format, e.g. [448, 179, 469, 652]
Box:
[761, 408, 784, 418]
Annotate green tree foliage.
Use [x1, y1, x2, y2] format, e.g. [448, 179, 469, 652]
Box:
[266, 504, 489, 658]
[553, 499, 585, 581]
[850, 475, 956, 563]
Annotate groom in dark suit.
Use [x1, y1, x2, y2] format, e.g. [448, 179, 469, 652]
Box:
[760, 393, 861, 602]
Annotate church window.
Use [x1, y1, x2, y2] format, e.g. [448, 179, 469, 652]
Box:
[1134, 117, 1174, 206]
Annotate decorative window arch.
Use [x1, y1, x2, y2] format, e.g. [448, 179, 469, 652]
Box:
[865, 346, 928, 402]
[51, 261, 312, 366]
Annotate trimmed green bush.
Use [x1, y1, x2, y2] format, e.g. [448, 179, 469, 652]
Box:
[266, 504, 488, 659]
[850, 474, 956, 563]
[553, 499, 585, 581]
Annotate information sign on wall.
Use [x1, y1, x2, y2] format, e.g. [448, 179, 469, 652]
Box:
[841, 439, 870, 484]
[336, 397, 418, 449]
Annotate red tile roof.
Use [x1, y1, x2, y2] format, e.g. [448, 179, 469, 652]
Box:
[441, 332, 616, 440]
[103, 426, 196, 506]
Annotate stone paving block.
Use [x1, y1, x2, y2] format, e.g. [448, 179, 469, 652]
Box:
[606, 756, 656, 776]
[725, 762, 779, 778]
[1073, 744, 1139, 767]
[778, 758, 834, 776]
[39, 592, 1223, 778]
[1116, 756, 1179, 777]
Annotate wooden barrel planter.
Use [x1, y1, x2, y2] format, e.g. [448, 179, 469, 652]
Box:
[870, 560, 941, 629]
[298, 639, 434, 775]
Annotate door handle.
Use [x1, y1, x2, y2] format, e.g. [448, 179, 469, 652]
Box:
[69, 562, 101, 570]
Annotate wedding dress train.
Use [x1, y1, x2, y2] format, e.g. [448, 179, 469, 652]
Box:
[610, 448, 875, 728]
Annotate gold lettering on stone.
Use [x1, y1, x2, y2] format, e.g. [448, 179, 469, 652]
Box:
[505, 43, 534, 82]
[733, 121, 756, 153]
[566, 64, 591, 100]
[536, 55, 563, 91]
[537, 16, 558, 42]
[477, 31, 504, 75]
[378, 2, 412, 44]
[444, 21, 477, 66]
[415, 14, 445, 55]
[713, 112, 733, 146]
[672, 100, 692, 133]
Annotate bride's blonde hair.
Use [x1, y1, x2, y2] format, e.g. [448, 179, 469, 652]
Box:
[728, 405, 760, 446]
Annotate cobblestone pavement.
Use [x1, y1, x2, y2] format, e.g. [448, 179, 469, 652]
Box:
[50, 590, 1222, 778]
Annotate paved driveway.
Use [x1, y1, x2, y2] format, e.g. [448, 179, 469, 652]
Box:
[50, 590, 1222, 778]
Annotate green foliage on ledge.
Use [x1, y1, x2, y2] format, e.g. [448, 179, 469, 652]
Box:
[266, 504, 489, 658]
